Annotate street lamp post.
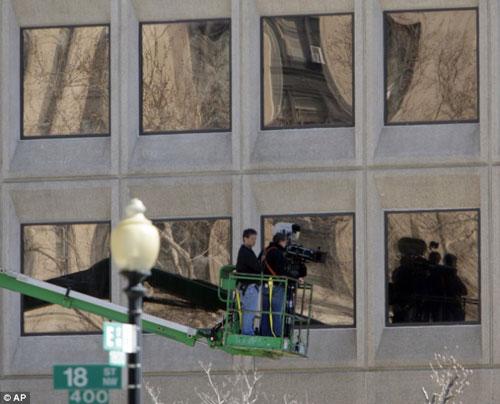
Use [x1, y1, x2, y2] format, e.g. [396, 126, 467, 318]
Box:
[111, 199, 160, 404]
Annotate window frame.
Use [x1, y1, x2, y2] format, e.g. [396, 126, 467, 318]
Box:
[260, 12, 356, 131]
[260, 212, 356, 329]
[382, 7, 480, 126]
[139, 18, 233, 136]
[383, 208, 481, 327]
[20, 220, 112, 336]
[20, 23, 112, 140]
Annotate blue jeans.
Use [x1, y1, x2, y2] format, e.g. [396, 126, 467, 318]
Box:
[261, 284, 285, 337]
[241, 284, 259, 335]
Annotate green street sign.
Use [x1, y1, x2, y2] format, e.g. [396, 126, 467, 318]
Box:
[103, 322, 136, 353]
[54, 365, 122, 390]
[68, 390, 109, 404]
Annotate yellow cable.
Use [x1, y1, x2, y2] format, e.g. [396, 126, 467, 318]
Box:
[235, 289, 243, 330]
[268, 279, 276, 338]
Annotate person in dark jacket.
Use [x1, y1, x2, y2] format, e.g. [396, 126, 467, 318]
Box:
[442, 254, 467, 321]
[236, 229, 262, 277]
[260, 232, 288, 337]
[426, 251, 445, 322]
[236, 228, 262, 335]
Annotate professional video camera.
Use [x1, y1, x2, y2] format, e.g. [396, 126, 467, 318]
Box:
[272, 222, 327, 264]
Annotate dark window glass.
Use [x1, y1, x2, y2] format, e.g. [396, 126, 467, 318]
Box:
[262, 214, 355, 327]
[144, 218, 232, 328]
[262, 14, 354, 129]
[384, 9, 478, 124]
[386, 210, 480, 325]
[22, 223, 111, 334]
[22, 26, 110, 137]
[141, 20, 231, 134]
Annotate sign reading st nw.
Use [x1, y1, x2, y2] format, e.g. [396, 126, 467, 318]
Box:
[53, 365, 122, 390]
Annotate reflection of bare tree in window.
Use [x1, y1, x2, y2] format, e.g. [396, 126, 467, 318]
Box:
[208, 220, 231, 283]
[263, 215, 355, 327]
[386, 210, 479, 324]
[81, 28, 109, 133]
[385, 10, 478, 123]
[35, 29, 75, 135]
[141, 21, 230, 133]
[385, 17, 421, 121]
[154, 219, 231, 282]
[22, 26, 109, 137]
[144, 219, 231, 328]
[321, 15, 354, 114]
[157, 222, 196, 279]
[22, 223, 110, 334]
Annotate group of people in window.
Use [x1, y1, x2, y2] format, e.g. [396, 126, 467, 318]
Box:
[388, 238, 469, 323]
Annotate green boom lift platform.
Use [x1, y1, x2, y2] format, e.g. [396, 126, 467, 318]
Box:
[0, 266, 313, 359]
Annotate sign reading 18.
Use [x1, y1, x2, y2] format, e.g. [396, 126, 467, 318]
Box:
[64, 367, 89, 388]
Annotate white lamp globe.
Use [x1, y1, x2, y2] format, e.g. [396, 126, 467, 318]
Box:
[111, 199, 160, 274]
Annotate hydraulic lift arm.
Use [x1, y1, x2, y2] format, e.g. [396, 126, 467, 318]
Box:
[0, 269, 202, 347]
[0, 267, 313, 358]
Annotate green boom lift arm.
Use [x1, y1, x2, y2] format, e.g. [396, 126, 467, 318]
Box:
[0, 269, 200, 347]
[0, 266, 314, 358]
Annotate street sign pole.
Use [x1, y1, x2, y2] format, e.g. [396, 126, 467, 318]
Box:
[125, 276, 146, 404]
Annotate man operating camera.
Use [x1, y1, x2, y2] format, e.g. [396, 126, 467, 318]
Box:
[259, 223, 323, 337]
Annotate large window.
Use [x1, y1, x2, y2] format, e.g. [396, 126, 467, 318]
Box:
[384, 8, 478, 125]
[385, 210, 480, 325]
[143, 218, 232, 328]
[261, 14, 354, 129]
[140, 20, 231, 134]
[262, 214, 355, 327]
[21, 222, 111, 335]
[21, 25, 110, 138]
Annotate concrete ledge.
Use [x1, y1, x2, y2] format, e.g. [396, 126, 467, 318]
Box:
[250, 128, 357, 170]
[12, 0, 110, 26]
[128, 133, 233, 175]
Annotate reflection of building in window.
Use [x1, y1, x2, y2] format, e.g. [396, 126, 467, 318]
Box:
[262, 214, 355, 327]
[22, 223, 110, 334]
[143, 218, 231, 328]
[262, 14, 354, 129]
[385, 210, 480, 325]
[22, 26, 110, 137]
[385, 9, 478, 124]
[141, 20, 231, 133]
